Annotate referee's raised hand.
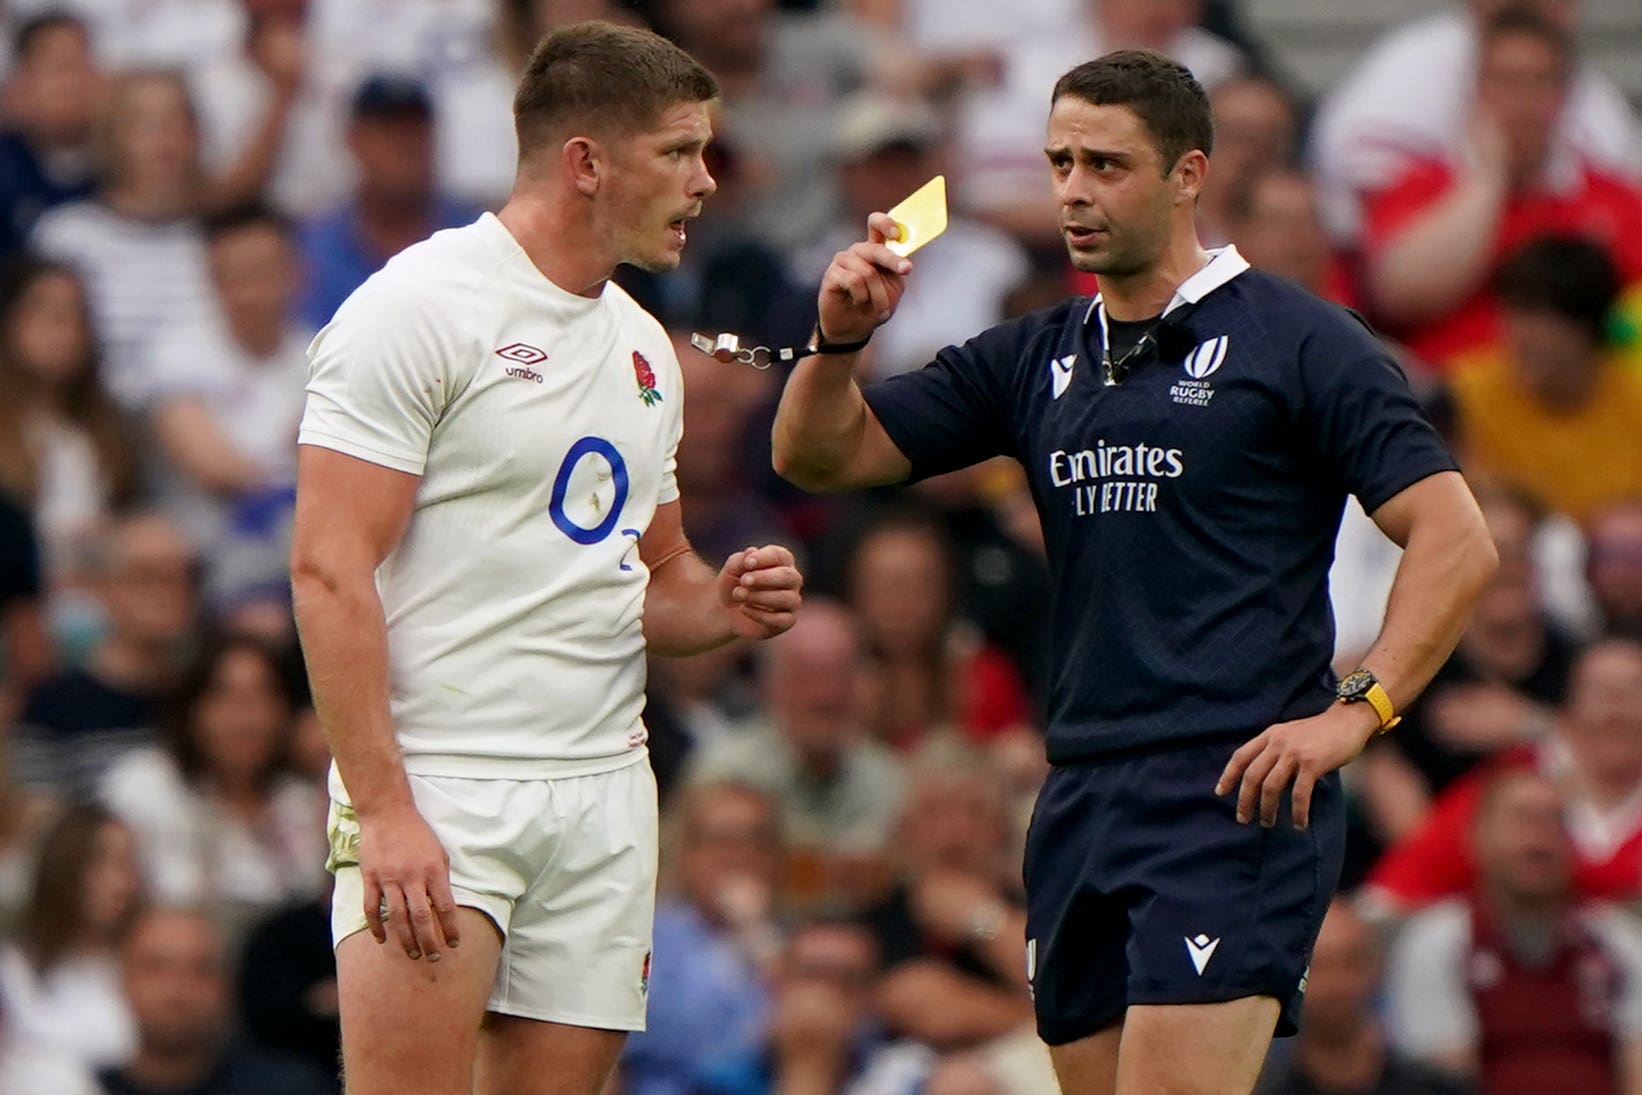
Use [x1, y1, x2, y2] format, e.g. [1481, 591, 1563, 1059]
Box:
[816, 212, 913, 346]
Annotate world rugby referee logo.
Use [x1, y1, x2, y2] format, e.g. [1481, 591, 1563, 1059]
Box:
[1183, 335, 1228, 379]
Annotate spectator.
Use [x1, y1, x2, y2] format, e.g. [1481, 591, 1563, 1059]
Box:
[1311, 0, 1642, 243]
[624, 782, 783, 1095]
[1449, 236, 1642, 523]
[0, 257, 138, 576]
[0, 469, 53, 718]
[797, 92, 1029, 382]
[645, 0, 880, 252]
[1368, 639, 1642, 912]
[1361, 6, 1642, 369]
[188, 0, 332, 217]
[0, 804, 140, 1071]
[98, 906, 333, 1095]
[0, 13, 101, 256]
[1199, 75, 1298, 248]
[688, 600, 906, 904]
[1380, 488, 1579, 800]
[98, 636, 325, 924]
[862, 753, 1033, 1052]
[1588, 501, 1642, 642]
[298, 73, 482, 328]
[843, 512, 1030, 750]
[13, 513, 199, 795]
[1227, 168, 1359, 307]
[1385, 769, 1642, 1095]
[1256, 901, 1471, 1095]
[954, 0, 1246, 249]
[146, 203, 310, 613]
[693, 917, 930, 1095]
[236, 885, 339, 1092]
[29, 70, 216, 408]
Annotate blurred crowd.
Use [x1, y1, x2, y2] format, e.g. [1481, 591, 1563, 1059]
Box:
[0, 0, 1638, 1092]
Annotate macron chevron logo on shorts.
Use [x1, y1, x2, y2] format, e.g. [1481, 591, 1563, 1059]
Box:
[1185, 933, 1220, 975]
[1050, 354, 1077, 399]
[1183, 336, 1228, 379]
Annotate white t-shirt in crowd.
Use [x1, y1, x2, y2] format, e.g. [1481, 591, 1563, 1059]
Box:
[0, 948, 134, 1071]
[1309, 9, 1642, 242]
[0, 1031, 101, 1095]
[30, 202, 215, 410]
[146, 317, 310, 549]
[98, 747, 325, 912]
[299, 212, 684, 780]
[956, 18, 1244, 215]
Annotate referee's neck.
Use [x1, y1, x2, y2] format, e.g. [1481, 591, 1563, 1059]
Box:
[1099, 238, 1213, 322]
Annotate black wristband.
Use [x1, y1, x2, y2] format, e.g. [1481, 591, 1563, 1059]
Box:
[811, 329, 873, 356]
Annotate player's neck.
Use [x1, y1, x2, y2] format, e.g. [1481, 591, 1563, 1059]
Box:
[496, 195, 617, 300]
[1098, 237, 1213, 322]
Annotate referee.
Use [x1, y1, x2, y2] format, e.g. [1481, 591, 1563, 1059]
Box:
[770, 51, 1497, 1094]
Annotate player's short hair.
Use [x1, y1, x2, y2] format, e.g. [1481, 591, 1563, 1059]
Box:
[1052, 50, 1215, 174]
[1480, 3, 1573, 76]
[201, 200, 296, 245]
[513, 21, 719, 159]
[1494, 234, 1621, 341]
[12, 10, 86, 60]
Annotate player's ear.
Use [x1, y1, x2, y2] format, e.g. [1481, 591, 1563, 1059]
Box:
[1174, 149, 1209, 205]
[564, 136, 603, 197]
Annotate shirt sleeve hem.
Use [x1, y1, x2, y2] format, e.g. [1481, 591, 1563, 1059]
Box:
[296, 430, 427, 476]
[1357, 458, 1460, 516]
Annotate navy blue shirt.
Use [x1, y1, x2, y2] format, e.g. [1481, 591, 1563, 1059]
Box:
[862, 249, 1458, 763]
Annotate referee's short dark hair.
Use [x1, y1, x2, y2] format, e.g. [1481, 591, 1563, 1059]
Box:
[1494, 235, 1621, 343]
[1052, 51, 1215, 175]
[513, 21, 718, 163]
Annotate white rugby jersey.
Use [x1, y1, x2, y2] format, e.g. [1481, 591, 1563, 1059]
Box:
[299, 213, 682, 779]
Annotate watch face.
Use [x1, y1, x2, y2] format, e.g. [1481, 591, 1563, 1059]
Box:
[1338, 670, 1374, 700]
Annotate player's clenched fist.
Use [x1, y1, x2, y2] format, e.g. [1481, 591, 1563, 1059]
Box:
[817, 212, 914, 347]
[718, 544, 803, 639]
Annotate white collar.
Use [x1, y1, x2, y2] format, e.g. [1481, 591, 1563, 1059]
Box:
[1082, 244, 1251, 327]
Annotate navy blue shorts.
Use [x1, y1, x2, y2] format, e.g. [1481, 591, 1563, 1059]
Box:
[1023, 736, 1345, 1046]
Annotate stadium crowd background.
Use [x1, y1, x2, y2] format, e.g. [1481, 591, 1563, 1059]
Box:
[0, 0, 1639, 1091]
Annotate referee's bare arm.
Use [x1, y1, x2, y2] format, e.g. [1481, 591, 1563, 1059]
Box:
[291, 445, 460, 962]
[771, 212, 914, 492]
[1219, 471, 1499, 829]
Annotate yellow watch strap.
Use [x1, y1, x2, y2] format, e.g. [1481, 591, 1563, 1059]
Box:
[1365, 682, 1401, 732]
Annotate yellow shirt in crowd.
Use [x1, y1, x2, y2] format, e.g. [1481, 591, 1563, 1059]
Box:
[1450, 350, 1642, 524]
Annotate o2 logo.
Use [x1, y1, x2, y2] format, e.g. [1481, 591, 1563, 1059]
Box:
[549, 437, 641, 569]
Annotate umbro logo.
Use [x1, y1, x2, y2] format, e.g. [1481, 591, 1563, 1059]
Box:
[1185, 933, 1220, 975]
[496, 342, 548, 366]
[1050, 354, 1076, 399]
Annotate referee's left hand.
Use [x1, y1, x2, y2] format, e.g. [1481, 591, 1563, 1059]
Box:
[1215, 704, 1381, 829]
[718, 544, 803, 640]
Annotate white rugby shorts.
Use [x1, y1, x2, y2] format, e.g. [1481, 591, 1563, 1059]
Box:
[326, 758, 659, 1029]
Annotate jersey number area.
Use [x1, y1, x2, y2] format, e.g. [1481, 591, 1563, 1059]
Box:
[550, 436, 641, 567]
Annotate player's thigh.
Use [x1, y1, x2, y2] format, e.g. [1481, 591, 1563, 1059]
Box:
[1047, 1022, 1122, 1095]
[335, 906, 504, 1095]
[475, 1016, 627, 1095]
[1116, 997, 1278, 1095]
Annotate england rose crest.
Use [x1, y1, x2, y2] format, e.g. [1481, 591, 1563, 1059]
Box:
[633, 351, 662, 406]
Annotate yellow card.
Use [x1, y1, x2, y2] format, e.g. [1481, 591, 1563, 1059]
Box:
[885, 174, 947, 257]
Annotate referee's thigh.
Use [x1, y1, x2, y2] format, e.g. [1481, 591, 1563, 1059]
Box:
[336, 908, 504, 1095]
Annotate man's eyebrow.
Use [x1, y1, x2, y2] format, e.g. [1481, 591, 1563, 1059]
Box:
[1044, 146, 1133, 162]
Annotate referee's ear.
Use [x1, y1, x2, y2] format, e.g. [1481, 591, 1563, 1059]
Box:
[1173, 148, 1209, 205]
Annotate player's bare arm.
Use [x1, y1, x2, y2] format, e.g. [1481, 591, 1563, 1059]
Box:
[291, 444, 461, 962]
[1218, 471, 1498, 828]
[639, 499, 802, 655]
[770, 211, 916, 493]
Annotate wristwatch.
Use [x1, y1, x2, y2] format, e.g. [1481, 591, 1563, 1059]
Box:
[1337, 669, 1401, 732]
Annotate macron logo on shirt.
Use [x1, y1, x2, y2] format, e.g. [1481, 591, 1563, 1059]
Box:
[1050, 354, 1077, 399]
